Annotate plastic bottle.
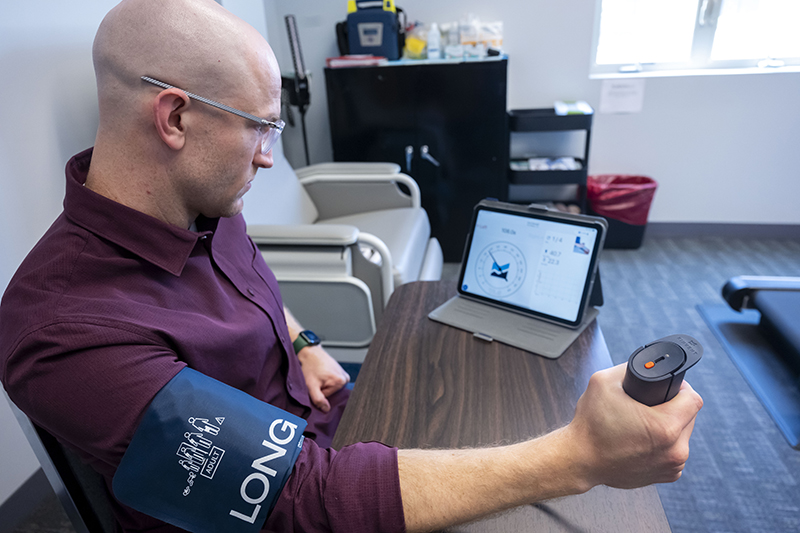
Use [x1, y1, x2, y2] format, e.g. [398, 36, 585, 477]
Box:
[459, 14, 479, 46]
[443, 21, 463, 59]
[427, 22, 441, 60]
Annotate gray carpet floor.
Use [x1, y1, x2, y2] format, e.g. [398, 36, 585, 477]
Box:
[596, 236, 800, 533]
[12, 234, 800, 532]
[11, 493, 71, 533]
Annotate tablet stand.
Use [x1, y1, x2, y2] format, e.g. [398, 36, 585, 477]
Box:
[428, 296, 599, 359]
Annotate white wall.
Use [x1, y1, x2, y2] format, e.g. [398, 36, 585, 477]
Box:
[0, 0, 118, 509]
[264, 0, 800, 225]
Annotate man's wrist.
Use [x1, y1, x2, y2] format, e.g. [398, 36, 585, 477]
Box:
[543, 425, 596, 495]
[516, 427, 595, 499]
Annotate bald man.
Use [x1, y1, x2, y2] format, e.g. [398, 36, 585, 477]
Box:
[0, 1, 703, 533]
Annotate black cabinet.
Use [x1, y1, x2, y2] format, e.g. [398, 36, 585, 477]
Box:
[507, 108, 592, 211]
[325, 59, 509, 262]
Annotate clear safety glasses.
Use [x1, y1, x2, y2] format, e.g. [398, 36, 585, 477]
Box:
[141, 76, 284, 155]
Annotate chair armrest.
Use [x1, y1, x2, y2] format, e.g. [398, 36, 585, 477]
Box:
[300, 173, 421, 220]
[294, 162, 400, 179]
[356, 232, 394, 308]
[247, 224, 358, 246]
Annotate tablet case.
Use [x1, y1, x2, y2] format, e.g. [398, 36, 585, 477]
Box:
[429, 200, 606, 358]
[428, 296, 599, 359]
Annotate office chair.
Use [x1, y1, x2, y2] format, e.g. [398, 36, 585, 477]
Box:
[5, 392, 117, 533]
[242, 140, 443, 360]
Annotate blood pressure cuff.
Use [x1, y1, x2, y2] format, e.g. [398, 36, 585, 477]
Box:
[112, 368, 306, 533]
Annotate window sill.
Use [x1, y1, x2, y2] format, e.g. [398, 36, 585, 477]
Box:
[590, 65, 800, 79]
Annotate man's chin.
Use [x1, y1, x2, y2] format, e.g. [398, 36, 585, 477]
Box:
[225, 203, 245, 219]
[208, 200, 245, 220]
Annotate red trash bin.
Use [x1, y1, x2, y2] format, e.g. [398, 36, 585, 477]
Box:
[587, 175, 658, 249]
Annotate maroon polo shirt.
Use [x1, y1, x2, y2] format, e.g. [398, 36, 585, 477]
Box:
[0, 149, 404, 533]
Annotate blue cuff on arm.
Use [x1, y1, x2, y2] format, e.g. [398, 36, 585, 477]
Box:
[112, 367, 306, 533]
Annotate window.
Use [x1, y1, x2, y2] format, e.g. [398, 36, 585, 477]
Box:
[591, 0, 800, 77]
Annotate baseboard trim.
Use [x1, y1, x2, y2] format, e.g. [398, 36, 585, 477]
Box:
[647, 222, 800, 239]
[0, 468, 51, 533]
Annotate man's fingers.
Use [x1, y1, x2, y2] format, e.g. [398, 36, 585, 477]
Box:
[308, 383, 331, 412]
[656, 380, 703, 423]
[678, 413, 697, 443]
[320, 372, 349, 395]
[607, 362, 628, 378]
[596, 363, 627, 384]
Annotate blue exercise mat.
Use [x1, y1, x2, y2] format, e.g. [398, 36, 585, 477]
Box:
[698, 304, 800, 449]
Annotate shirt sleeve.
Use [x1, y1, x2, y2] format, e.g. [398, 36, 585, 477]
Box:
[267, 439, 405, 533]
[3, 320, 406, 533]
[3, 320, 185, 477]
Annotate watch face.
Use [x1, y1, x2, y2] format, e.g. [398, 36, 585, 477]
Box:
[301, 330, 321, 345]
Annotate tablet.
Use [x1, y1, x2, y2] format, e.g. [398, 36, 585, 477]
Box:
[457, 200, 606, 328]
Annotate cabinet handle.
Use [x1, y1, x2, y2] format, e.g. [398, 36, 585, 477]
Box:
[420, 145, 440, 167]
[405, 145, 414, 172]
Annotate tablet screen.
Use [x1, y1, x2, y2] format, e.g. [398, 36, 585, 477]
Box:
[458, 206, 602, 326]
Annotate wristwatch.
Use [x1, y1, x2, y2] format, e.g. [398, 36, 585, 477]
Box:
[292, 330, 321, 353]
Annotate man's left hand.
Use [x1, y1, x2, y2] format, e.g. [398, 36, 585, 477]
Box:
[297, 345, 350, 413]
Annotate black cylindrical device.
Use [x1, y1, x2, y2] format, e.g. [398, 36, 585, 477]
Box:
[623, 334, 703, 406]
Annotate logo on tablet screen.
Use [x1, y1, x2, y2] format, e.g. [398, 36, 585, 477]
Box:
[474, 242, 527, 298]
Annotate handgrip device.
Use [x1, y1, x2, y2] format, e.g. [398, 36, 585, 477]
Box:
[623, 334, 703, 406]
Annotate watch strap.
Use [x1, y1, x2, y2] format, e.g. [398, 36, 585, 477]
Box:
[292, 330, 319, 353]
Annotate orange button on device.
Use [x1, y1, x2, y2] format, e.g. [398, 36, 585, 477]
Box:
[644, 361, 655, 369]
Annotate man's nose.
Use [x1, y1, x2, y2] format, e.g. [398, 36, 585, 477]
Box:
[255, 149, 274, 169]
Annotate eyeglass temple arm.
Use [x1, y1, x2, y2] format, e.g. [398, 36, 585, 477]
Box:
[140, 76, 273, 127]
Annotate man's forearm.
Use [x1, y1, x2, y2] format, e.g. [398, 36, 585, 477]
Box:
[398, 426, 589, 533]
[396, 365, 702, 533]
[283, 306, 303, 341]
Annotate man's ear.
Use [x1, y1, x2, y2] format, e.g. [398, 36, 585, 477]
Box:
[152, 89, 190, 150]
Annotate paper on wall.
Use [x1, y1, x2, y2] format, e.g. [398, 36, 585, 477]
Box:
[599, 78, 645, 114]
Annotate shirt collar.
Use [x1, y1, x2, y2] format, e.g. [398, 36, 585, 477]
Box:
[64, 148, 216, 276]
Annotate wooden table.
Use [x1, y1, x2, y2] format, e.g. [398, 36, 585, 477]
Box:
[333, 281, 671, 532]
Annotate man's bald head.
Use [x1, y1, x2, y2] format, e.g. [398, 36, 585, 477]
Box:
[86, 0, 281, 229]
[93, 0, 279, 129]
